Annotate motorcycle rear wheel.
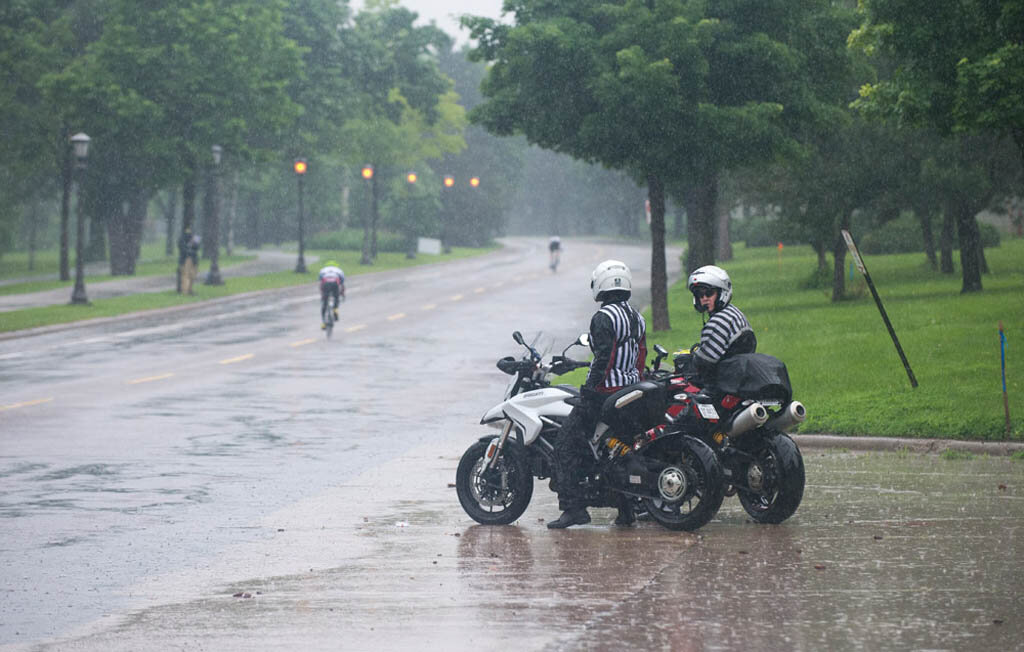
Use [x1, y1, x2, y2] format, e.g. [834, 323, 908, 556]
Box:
[737, 432, 805, 524]
[643, 437, 725, 532]
[456, 439, 534, 525]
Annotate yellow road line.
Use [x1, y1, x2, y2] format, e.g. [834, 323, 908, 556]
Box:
[290, 338, 316, 347]
[219, 354, 254, 365]
[421, 303, 437, 310]
[127, 373, 174, 385]
[346, 324, 367, 333]
[450, 294, 464, 301]
[0, 397, 54, 412]
[474, 287, 485, 293]
[387, 313, 406, 321]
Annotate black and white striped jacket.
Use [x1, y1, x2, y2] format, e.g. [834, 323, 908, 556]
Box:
[695, 304, 756, 368]
[585, 300, 648, 392]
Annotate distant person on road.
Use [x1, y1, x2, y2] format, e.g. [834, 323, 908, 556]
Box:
[318, 260, 345, 329]
[548, 236, 561, 272]
[178, 228, 200, 295]
[686, 265, 757, 384]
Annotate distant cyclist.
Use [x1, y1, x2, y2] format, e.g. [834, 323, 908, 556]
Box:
[318, 260, 345, 329]
[548, 236, 562, 272]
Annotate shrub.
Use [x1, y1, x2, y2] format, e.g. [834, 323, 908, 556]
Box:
[308, 228, 408, 253]
[740, 215, 786, 248]
[860, 214, 1000, 254]
[860, 215, 923, 254]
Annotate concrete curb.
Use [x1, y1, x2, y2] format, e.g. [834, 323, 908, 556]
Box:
[794, 434, 1024, 456]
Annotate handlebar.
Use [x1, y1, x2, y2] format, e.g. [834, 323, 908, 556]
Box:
[549, 355, 590, 376]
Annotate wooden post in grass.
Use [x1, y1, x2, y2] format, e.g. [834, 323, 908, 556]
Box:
[1001, 321, 1011, 438]
[841, 229, 918, 389]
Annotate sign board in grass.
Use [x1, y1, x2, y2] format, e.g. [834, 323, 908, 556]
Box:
[842, 229, 918, 389]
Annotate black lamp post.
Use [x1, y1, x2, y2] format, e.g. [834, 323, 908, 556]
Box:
[360, 164, 376, 264]
[405, 171, 418, 258]
[440, 174, 454, 254]
[204, 144, 224, 285]
[294, 158, 307, 273]
[69, 132, 90, 305]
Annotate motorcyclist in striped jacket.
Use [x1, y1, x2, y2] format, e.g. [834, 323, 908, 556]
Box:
[548, 260, 648, 529]
[687, 265, 757, 384]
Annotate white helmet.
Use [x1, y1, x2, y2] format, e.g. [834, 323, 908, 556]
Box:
[687, 265, 732, 312]
[591, 259, 632, 301]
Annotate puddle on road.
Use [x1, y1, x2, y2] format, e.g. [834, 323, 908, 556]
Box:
[26, 449, 1020, 651]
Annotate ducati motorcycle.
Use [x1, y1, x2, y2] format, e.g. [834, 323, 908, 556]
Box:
[455, 331, 725, 531]
[646, 350, 807, 524]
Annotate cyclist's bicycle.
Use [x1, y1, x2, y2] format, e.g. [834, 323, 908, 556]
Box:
[322, 302, 336, 339]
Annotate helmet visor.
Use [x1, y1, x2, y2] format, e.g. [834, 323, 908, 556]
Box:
[691, 285, 717, 299]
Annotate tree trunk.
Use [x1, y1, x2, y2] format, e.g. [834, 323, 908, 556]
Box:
[939, 208, 954, 274]
[814, 242, 828, 274]
[955, 204, 982, 293]
[108, 203, 130, 275]
[27, 202, 38, 271]
[683, 171, 717, 274]
[108, 190, 147, 275]
[129, 190, 146, 267]
[831, 212, 852, 302]
[183, 172, 197, 233]
[247, 192, 261, 249]
[60, 134, 72, 281]
[916, 210, 937, 270]
[976, 229, 989, 275]
[370, 173, 379, 259]
[716, 200, 732, 262]
[226, 169, 239, 256]
[163, 189, 178, 257]
[647, 173, 670, 332]
[85, 187, 109, 264]
[201, 171, 215, 261]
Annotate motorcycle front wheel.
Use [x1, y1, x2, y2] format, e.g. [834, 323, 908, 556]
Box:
[456, 439, 534, 525]
[737, 432, 805, 524]
[643, 437, 725, 532]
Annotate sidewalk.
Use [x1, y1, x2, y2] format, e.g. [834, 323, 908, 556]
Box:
[0, 249, 309, 313]
[794, 433, 1024, 456]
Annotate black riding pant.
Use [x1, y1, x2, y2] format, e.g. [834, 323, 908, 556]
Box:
[553, 403, 599, 511]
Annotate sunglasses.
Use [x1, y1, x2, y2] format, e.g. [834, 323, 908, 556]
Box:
[692, 287, 717, 298]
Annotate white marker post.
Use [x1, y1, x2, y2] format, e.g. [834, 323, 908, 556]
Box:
[1000, 321, 1010, 438]
[842, 229, 918, 388]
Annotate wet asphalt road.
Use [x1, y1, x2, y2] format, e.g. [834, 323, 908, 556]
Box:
[2, 238, 1022, 651]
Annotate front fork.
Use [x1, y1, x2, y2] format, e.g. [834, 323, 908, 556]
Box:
[485, 420, 515, 470]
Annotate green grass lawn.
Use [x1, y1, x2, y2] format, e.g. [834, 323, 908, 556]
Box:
[643, 239, 1023, 441]
[0, 245, 493, 333]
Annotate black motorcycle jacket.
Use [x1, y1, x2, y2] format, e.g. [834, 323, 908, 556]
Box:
[585, 298, 647, 393]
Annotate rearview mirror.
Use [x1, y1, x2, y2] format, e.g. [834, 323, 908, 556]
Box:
[578, 333, 590, 348]
[513, 331, 524, 345]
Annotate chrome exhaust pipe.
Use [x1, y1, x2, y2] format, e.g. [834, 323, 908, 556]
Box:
[763, 401, 806, 433]
[726, 402, 769, 437]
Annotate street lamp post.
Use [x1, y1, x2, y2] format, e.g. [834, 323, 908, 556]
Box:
[360, 164, 375, 265]
[69, 132, 90, 305]
[406, 171, 418, 258]
[204, 144, 224, 285]
[294, 158, 308, 273]
[441, 174, 454, 254]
